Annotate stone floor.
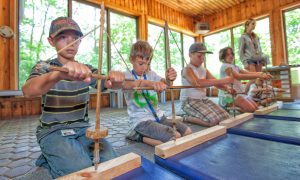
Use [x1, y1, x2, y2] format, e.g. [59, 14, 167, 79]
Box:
[0, 100, 215, 180]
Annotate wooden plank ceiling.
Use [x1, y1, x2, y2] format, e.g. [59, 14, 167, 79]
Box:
[155, 0, 246, 17]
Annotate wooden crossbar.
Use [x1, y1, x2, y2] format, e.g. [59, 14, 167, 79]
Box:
[57, 153, 141, 180]
[155, 125, 226, 159]
[219, 113, 253, 128]
[255, 104, 278, 115]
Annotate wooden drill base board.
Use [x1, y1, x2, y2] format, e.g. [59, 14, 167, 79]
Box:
[155, 125, 226, 159]
[219, 113, 253, 128]
[255, 104, 278, 115]
[57, 153, 141, 180]
[166, 115, 183, 122]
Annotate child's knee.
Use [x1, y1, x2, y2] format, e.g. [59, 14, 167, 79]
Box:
[175, 131, 181, 138]
[183, 127, 193, 136]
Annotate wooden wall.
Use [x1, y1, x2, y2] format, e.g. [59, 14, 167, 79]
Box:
[0, 93, 111, 120]
[204, 0, 300, 66]
[0, 0, 17, 90]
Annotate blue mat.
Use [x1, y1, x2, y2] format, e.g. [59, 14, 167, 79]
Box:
[281, 103, 300, 110]
[114, 156, 182, 180]
[255, 108, 300, 121]
[228, 117, 300, 145]
[155, 134, 300, 180]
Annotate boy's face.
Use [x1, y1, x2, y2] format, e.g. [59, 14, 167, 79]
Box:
[48, 30, 81, 60]
[189, 52, 205, 67]
[225, 49, 234, 64]
[131, 56, 150, 76]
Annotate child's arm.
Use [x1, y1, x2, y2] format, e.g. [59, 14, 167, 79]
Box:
[227, 68, 272, 80]
[183, 67, 234, 88]
[206, 70, 233, 92]
[122, 80, 167, 92]
[22, 61, 93, 98]
[104, 71, 125, 89]
[162, 67, 177, 86]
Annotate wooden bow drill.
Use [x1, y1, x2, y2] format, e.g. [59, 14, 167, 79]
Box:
[264, 62, 274, 109]
[84, 2, 107, 171]
[164, 22, 180, 132]
[47, 65, 134, 81]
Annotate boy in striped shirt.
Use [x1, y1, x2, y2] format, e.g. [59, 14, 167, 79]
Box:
[22, 17, 124, 178]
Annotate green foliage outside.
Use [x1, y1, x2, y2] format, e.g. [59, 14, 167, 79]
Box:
[19, 0, 67, 88]
[205, 17, 273, 79]
[284, 8, 300, 65]
[204, 30, 231, 79]
[110, 12, 136, 72]
[148, 24, 166, 78]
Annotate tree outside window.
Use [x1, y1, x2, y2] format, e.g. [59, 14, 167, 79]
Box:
[182, 35, 195, 65]
[284, 7, 300, 85]
[204, 30, 231, 78]
[72, 1, 108, 74]
[110, 12, 137, 72]
[233, 17, 272, 68]
[284, 8, 300, 66]
[19, 0, 67, 88]
[169, 30, 183, 85]
[148, 23, 166, 78]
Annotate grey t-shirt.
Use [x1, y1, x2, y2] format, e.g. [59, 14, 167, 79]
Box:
[123, 70, 164, 127]
[219, 63, 244, 95]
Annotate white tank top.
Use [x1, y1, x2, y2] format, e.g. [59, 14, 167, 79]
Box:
[180, 64, 207, 100]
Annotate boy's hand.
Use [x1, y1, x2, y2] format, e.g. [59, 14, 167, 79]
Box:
[225, 86, 236, 95]
[166, 67, 177, 82]
[61, 61, 92, 82]
[224, 76, 234, 84]
[260, 73, 272, 80]
[105, 71, 125, 89]
[152, 81, 167, 92]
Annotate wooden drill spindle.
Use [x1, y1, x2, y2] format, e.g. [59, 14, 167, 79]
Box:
[85, 2, 108, 171]
[164, 22, 177, 129]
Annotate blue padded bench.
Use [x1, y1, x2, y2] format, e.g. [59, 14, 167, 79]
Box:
[114, 156, 182, 180]
[228, 117, 300, 145]
[155, 133, 300, 180]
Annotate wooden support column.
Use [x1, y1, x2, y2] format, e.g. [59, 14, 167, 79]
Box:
[270, 8, 285, 66]
[138, 14, 148, 40]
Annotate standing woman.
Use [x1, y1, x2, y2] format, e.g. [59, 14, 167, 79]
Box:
[239, 18, 269, 93]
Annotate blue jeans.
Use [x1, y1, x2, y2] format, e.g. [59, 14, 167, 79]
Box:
[36, 127, 117, 178]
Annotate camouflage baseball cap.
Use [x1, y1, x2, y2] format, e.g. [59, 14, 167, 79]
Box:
[189, 43, 212, 54]
[49, 17, 83, 38]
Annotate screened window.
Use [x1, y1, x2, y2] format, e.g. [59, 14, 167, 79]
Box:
[233, 17, 272, 67]
[148, 23, 166, 78]
[72, 1, 107, 74]
[283, 7, 300, 85]
[283, 7, 300, 65]
[18, 1, 138, 89]
[204, 30, 231, 78]
[110, 11, 137, 72]
[182, 35, 195, 64]
[169, 30, 183, 85]
[204, 17, 272, 79]
[19, 0, 68, 88]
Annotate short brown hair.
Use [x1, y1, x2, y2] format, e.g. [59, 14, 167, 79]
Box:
[219, 47, 234, 63]
[130, 40, 153, 61]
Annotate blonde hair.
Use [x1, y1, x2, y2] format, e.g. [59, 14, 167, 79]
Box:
[244, 18, 257, 39]
[130, 40, 153, 61]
